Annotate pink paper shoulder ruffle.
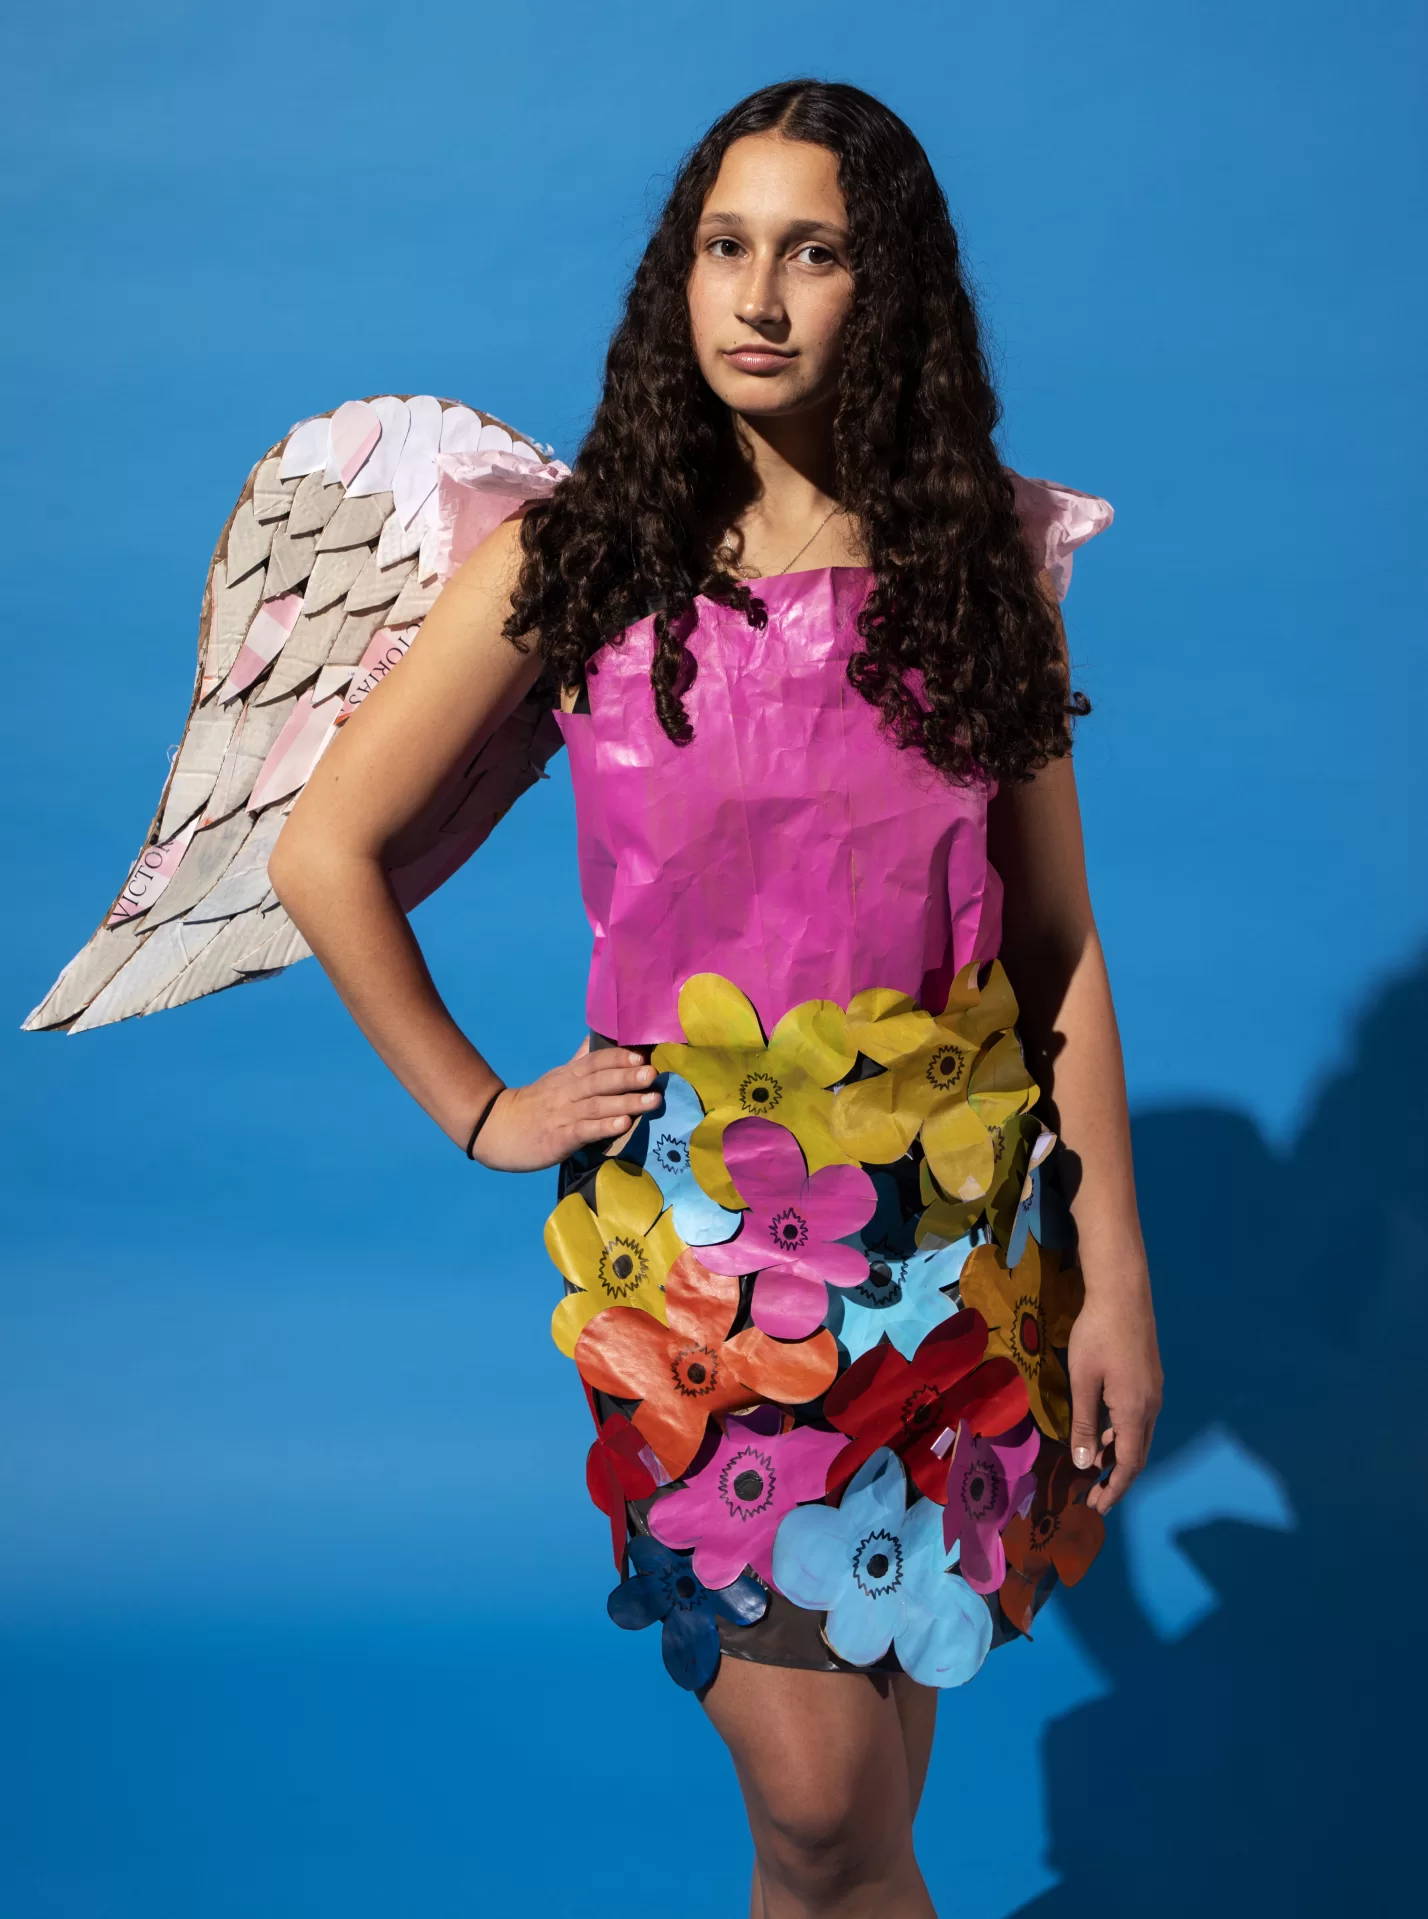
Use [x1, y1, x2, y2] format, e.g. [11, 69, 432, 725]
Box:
[1008, 473, 1114, 601]
[432, 447, 570, 583]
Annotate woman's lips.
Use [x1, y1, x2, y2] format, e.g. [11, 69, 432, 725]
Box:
[723, 348, 796, 374]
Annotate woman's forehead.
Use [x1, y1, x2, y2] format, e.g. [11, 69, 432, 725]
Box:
[700, 133, 847, 230]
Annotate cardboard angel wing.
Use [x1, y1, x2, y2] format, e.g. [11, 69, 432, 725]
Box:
[24, 396, 568, 1034]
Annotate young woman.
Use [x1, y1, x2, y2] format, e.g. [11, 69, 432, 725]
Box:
[269, 80, 1162, 1919]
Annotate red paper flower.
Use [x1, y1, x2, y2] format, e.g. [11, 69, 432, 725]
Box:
[586, 1407, 662, 1569]
[822, 1310, 1029, 1504]
[575, 1248, 840, 1479]
[998, 1443, 1105, 1634]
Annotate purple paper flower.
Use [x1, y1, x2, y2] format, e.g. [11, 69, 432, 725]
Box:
[694, 1118, 876, 1339]
[941, 1415, 1040, 1593]
[648, 1405, 849, 1590]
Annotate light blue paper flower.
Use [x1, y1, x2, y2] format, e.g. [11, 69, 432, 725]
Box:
[825, 1234, 972, 1362]
[1006, 1164, 1042, 1269]
[619, 1073, 741, 1249]
[771, 1447, 993, 1688]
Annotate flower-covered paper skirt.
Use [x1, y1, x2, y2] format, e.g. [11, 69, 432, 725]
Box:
[545, 964, 1106, 1695]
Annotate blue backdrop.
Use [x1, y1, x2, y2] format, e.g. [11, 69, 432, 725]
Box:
[3, 4, 1424, 1913]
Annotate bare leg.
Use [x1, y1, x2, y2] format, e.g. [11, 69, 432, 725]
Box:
[704, 1657, 938, 1919]
[892, 1672, 938, 1817]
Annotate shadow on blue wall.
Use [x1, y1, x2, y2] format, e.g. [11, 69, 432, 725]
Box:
[1021, 952, 1428, 1914]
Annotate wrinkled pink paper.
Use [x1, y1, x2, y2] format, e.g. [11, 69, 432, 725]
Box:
[1009, 474, 1114, 602]
[556, 477, 1110, 1044]
[429, 448, 570, 584]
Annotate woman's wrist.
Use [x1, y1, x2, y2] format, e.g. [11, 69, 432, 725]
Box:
[464, 1081, 509, 1158]
[1068, 1211, 1151, 1304]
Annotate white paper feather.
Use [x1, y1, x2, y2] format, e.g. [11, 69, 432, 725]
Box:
[278, 416, 331, 479]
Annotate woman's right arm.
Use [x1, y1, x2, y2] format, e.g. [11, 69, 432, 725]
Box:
[267, 516, 661, 1169]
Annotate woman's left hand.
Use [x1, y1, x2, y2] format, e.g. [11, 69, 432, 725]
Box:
[1066, 1282, 1163, 1514]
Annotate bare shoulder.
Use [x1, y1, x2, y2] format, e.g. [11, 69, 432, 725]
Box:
[427, 514, 529, 633]
[390, 515, 539, 703]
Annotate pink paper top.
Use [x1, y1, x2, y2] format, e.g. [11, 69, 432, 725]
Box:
[556, 475, 1111, 1044]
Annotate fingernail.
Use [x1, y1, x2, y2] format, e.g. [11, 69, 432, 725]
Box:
[1073, 1446, 1092, 1468]
[642, 1093, 660, 1105]
[625, 1052, 644, 1065]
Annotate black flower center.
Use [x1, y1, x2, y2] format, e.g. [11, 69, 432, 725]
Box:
[653, 1135, 688, 1176]
[926, 1048, 966, 1091]
[1033, 1513, 1057, 1547]
[719, 1445, 777, 1518]
[738, 1072, 783, 1115]
[675, 1575, 697, 1599]
[599, 1236, 647, 1299]
[769, 1206, 810, 1254]
[672, 1345, 718, 1398]
[853, 1529, 904, 1597]
[969, 1475, 986, 1503]
[901, 1384, 941, 1434]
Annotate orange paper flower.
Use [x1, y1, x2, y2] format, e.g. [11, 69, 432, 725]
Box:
[574, 1248, 840, 1479]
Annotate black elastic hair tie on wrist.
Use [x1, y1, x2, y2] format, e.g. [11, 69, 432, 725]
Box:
[464, 1085, 507, 1160]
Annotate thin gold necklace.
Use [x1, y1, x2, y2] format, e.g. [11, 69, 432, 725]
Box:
[720, 504, 841, 580]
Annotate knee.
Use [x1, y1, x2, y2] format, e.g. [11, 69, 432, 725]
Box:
[757, 1778, 888, 1900]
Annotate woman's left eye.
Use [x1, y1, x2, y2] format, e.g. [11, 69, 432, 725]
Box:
[793, 244, 838, 267]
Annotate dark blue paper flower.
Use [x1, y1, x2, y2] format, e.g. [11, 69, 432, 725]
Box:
[607, 1535, 768, 1690]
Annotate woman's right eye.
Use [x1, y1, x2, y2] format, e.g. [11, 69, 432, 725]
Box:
[706, 238, 743, 260]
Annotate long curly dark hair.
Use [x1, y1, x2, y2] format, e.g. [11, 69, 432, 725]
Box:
[506, 79, 1086, 784]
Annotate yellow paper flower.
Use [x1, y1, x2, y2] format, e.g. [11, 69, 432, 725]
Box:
[546, 1159, 679, 1358]
[958, 1236, 1084, 1439]
[832, 960, 1037, 1199]
[915, 1111, 1051, 1252]
[914, 1155, 984, 1248]
[651, 974, 856, 1210]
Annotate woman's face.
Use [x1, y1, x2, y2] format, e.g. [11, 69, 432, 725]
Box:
[688, 132, 854, 420]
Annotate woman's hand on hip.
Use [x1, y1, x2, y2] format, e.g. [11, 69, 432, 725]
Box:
[470, 1044, 662, 1172]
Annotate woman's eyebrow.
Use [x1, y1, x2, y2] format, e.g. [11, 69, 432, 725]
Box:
[696, 211, 849, 242]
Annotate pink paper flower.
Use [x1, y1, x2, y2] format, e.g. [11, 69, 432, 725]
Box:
[694, 1118, 877, 1338]
[941, 1415, 1041, 1593]
[649, 1406, 849, 1590]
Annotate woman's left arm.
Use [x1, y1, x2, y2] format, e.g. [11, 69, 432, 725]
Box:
[987, 646, 1163, 1514]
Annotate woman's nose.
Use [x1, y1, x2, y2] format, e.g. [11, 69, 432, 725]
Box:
[737, 255, 785, 327]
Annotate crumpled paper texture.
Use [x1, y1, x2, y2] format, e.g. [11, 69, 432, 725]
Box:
[557, 568, 1002, 1045]
[555, 474, 1109, 1046]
